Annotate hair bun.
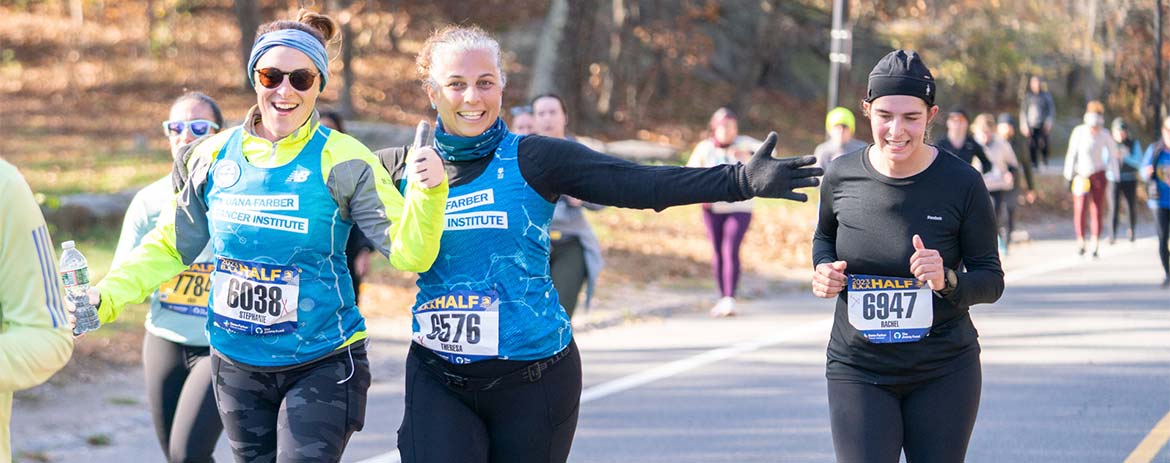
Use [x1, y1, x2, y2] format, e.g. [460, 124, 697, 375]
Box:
[298, 9, 337, 42]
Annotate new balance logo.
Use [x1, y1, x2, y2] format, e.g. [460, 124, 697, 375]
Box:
[286, 166, 311, 183]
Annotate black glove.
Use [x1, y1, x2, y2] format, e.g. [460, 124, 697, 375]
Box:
[736, 132, 823, 202]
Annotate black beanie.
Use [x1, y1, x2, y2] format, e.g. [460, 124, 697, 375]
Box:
[865, 50, 936, 106]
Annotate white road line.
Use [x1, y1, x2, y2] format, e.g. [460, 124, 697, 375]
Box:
[353, 245, 1111, 463]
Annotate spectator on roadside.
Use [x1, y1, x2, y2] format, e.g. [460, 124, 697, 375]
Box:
[687, 107, 762, 317]
[1107, 117, 1142, 244]
[1063, 100, 1117, 258]
[0, 159, 74, 462]
[936, 107, 993, 174]
[972, 113, 1022, 255]
[1020, 75, 1056, 169]
[814, 107, 868, 169]
[533, 92, 605, 319]
[509, 105, 535, 135]
[320, 109, 377, 302]
[997, 112, 1037, 204]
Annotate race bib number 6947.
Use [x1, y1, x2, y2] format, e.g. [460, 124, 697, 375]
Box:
[846, 274, 933, 344]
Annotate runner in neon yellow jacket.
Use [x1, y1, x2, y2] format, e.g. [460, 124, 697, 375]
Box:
[94, 106, 447, 363]
[0, 159, 74, 463]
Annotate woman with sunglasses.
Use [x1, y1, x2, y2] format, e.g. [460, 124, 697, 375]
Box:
[87, 10, 447, 462]
[106, 91, 224, 462]
[389, 25, 821, 463]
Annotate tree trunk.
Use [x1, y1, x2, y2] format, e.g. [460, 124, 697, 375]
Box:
[327, 0, 357, 118]
[235, 0, 261, 90]
[529, 0, 599, 129]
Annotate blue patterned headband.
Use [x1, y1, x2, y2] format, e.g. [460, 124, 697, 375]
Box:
[246, 29, 329, 91]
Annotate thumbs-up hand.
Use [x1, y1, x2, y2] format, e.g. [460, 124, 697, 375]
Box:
[909, 234, 945, 290]
[812, 260, 848, 298]
[737, 132, 823, 202]
[408, 120, 445, 189]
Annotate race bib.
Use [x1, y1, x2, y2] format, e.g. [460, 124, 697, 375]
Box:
[211, 257, 300, 335]
[158, 262, 214, 316]
[414, 290, 500, 364]
[846, 274, 933, 344]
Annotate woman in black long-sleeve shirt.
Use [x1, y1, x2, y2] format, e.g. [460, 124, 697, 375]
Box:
[810, 50, 1004, 463]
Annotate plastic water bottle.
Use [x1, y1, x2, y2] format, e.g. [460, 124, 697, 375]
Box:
[59, 241, 100, 335]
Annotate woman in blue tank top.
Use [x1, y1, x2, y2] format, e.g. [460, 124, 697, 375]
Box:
[393, 25, 825, 463]
[91, 10, 448, 462]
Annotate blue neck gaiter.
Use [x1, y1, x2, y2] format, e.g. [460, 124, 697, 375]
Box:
[434, 117, 508, 162]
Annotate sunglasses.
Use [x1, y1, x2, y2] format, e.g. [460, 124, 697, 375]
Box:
[510, 105, 532, 117]
[254, 67, 318, 92]
[162, 119, 220, 137]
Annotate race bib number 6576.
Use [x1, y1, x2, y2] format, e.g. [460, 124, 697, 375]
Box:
[211, 257, 300, 335]
[414, 290, 500, 364]
[846, 274, 933, 344]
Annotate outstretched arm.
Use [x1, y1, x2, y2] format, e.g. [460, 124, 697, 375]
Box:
[520, 133, 821, 211]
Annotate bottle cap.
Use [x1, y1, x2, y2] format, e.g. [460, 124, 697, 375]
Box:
[62, 240, 75, 249]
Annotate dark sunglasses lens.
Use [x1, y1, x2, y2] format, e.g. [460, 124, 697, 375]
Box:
[189, 121, 211, 136]
[166, 122, 184, 136]
[288, 70, 315, 91]
[255, 68, 282, 89]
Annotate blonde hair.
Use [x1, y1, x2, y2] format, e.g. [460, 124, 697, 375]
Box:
[1086, 100, 1105, 114]
[416, 25, 506, 91]
[971, 113, 996, 134]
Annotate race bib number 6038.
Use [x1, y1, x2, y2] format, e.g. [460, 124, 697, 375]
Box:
[211, 257, 300, 335]
[846, 274, 933, 344]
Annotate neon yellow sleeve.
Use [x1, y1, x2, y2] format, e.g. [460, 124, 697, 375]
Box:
[0, 160, 73, 393]
[95, 215, 189, 324]
[388, 163, 449, 272]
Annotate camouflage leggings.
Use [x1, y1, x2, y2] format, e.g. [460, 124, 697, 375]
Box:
[211, 343, 371, 463]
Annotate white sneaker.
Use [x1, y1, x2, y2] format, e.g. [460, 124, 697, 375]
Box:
[709, 296, 737, 317]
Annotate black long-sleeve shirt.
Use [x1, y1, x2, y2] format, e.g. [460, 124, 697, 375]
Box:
[937, 135, 993, 174]
[378, 135, 750, 210]
[812, 146, 1004, 384]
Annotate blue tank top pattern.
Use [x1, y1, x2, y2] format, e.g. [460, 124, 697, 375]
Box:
[413, 133, 569, 363]
[205, 126, 363, 367]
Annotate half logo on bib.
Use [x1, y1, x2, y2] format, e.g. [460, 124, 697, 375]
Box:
[414, 290, 500, 364]
[846, 274, 933, 344]
[211, 256, 300, 335]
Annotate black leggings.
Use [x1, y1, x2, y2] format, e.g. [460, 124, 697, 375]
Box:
[143, 332, 223, 463]
[397, 341, 582, 463]
[211, 343, 371, 463]
[549, 236, 587, 319]
[1156, 207, 1170, 277]
[989, 191, 1015, 247]
[1111, 181, 1138, 240]
[1028, 128, 1049, 166]
[828, 361, 982, 463]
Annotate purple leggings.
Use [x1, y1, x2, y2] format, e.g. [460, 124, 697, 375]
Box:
[702, 209, 753, 298]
